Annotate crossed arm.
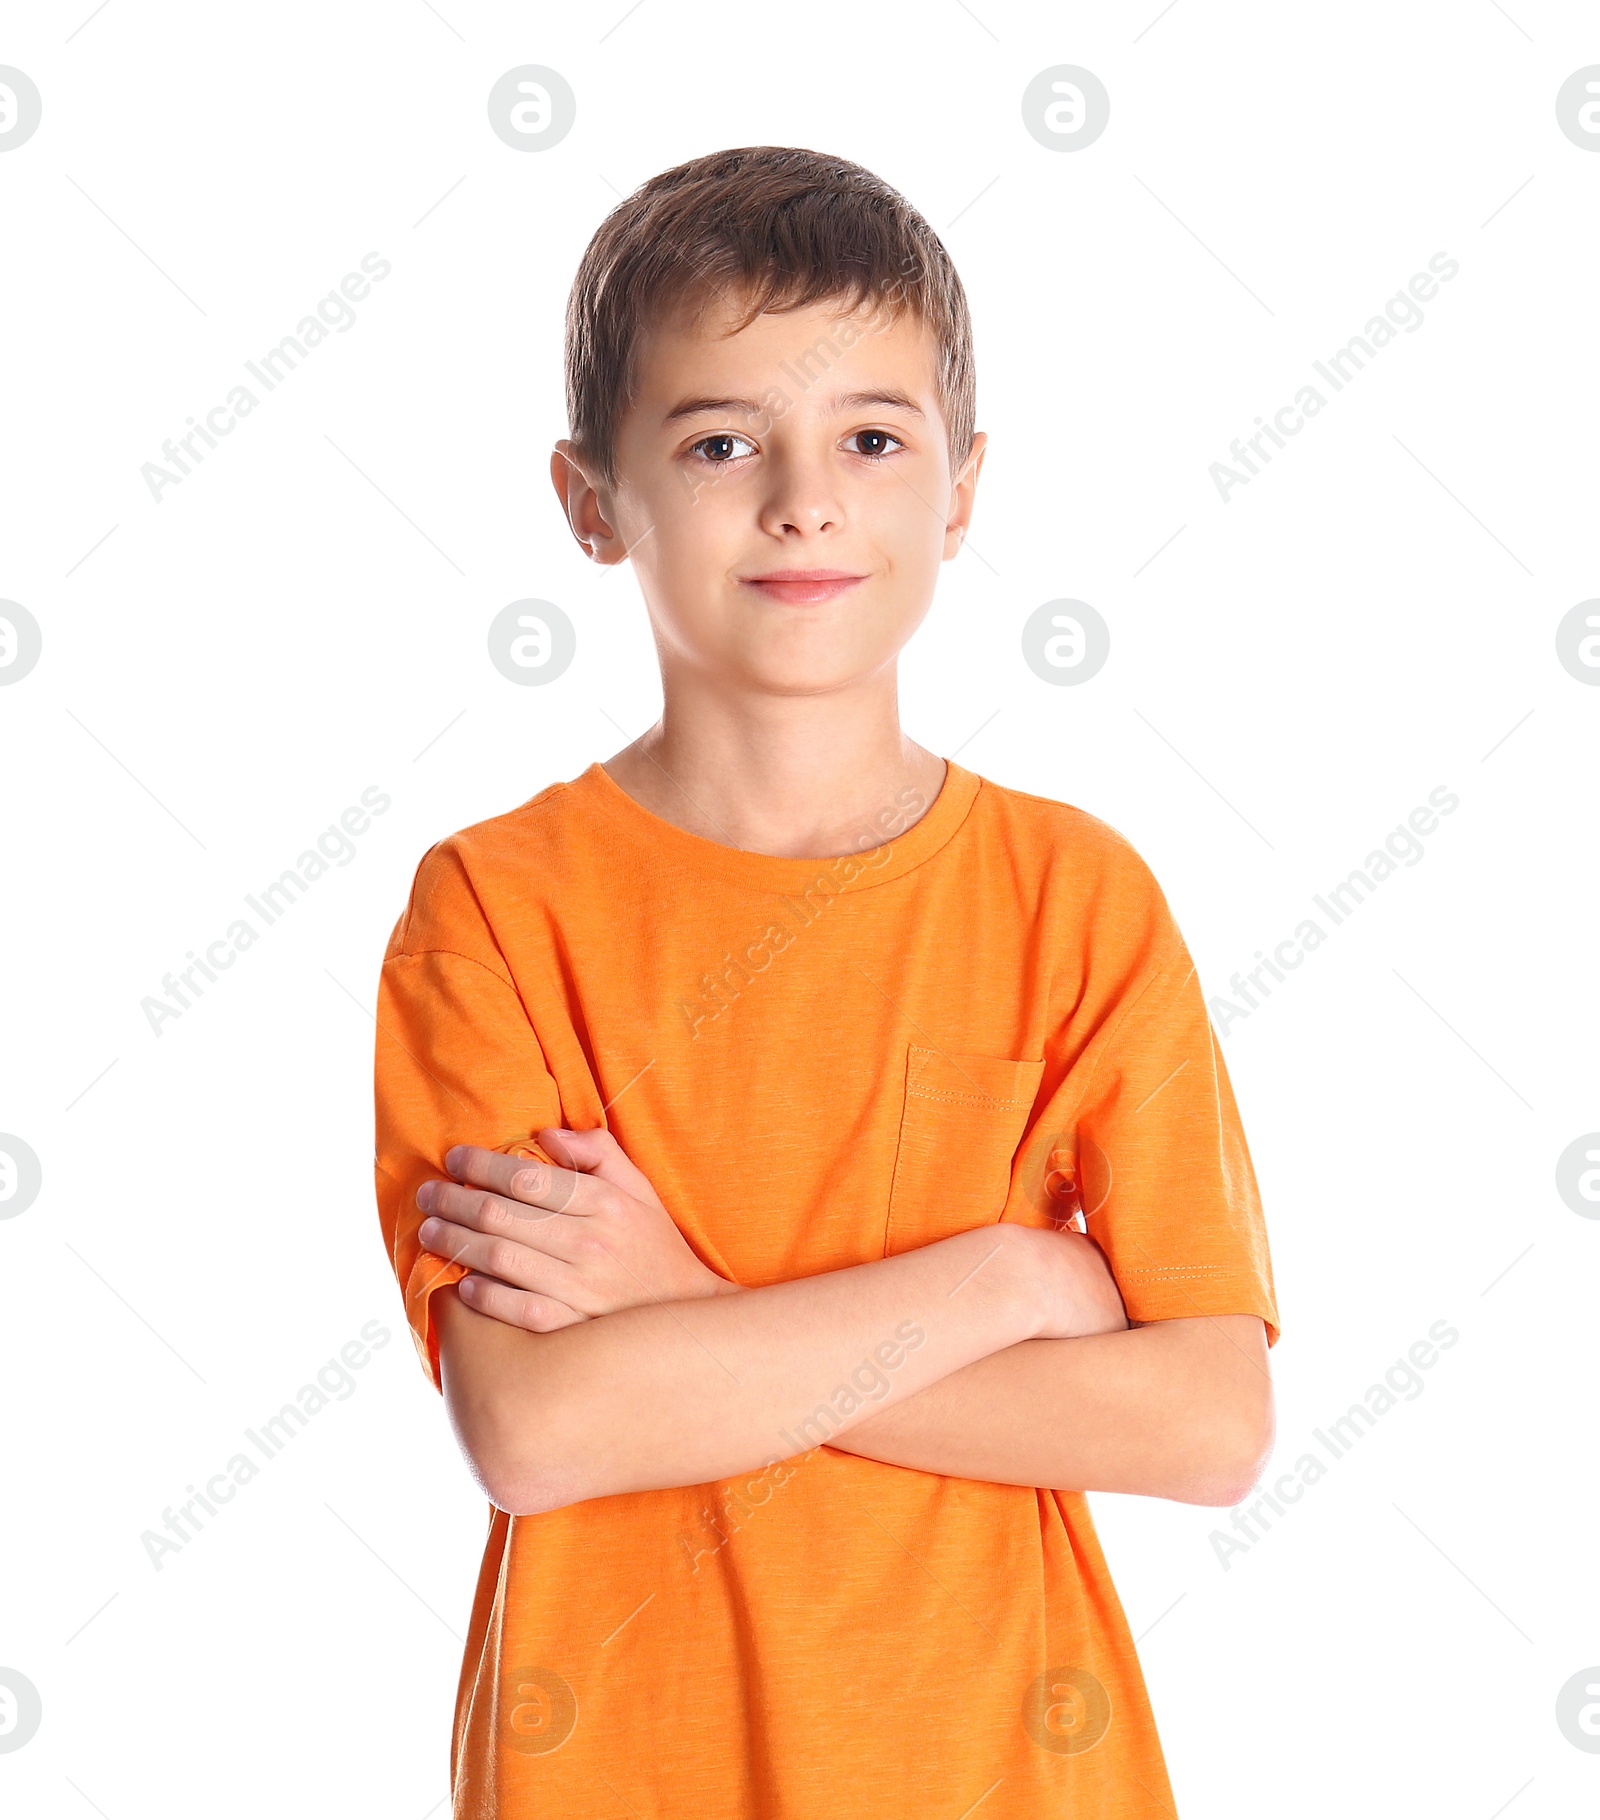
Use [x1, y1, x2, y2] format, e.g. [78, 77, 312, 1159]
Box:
[420, 1128, 1274, 1517]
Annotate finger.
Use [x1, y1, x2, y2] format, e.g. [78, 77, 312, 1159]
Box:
[419, 1212, 590, 1305]
[420, 1179, 588, 1261]
[457, 1271, 588, 1333]
[442, 1144, 589, 1215]
[537, 1125, 666, 1210]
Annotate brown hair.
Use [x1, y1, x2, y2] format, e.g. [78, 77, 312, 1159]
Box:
[563, 146, 975, 488]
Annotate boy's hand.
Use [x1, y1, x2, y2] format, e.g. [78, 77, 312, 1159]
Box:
[1024, 1224, 1130, 1341]
[416, 1127, 737, 1332]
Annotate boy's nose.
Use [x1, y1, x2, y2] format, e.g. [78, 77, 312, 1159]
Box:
[756, 454, 845, 537]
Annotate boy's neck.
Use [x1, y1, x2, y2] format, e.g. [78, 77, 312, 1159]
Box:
[601, 704, 949, 863]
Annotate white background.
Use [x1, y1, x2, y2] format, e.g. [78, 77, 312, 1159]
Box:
[2, 2, 1597, 1814]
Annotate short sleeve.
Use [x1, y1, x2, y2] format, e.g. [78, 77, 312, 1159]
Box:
[1061, 895, 1281, 1349]
[372, 840, 564, 1394]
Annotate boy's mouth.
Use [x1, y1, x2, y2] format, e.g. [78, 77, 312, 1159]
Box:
[740, 568, 866, 605]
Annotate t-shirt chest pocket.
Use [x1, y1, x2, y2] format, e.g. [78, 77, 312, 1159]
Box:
[883, 1046, 1047, 1255]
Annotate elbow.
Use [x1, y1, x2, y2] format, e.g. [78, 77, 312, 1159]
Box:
[481, 1382, 606, 1516]
[486, 1466, 574, 1519]
[439, 1395, 556, 1517]
[447, 1423, 543, 1516]
[443, 1384, 588, 1517]
[435, 1288, 593, 1516]
[474, 1420, 590, 1518]
[1187, 1386, 1277, 1509]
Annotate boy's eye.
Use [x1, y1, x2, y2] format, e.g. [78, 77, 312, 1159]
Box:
[846, 429, 905, 459]
[685, 428, 906, 463]
[689, 432, 756, 463]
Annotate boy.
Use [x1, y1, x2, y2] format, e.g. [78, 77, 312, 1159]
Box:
[373, 145, 1279, 1817]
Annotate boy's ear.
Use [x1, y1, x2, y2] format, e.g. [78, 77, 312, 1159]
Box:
[550, 439, 627, 566]
[943, 428, 988, 562]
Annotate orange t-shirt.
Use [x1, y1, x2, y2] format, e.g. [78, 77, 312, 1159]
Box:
[373, 757, 1280, 1818]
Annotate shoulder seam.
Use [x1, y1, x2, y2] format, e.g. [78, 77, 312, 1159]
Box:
[384, 945, 519, 993]
[975, 778, 1145, 852]
[445, 774, 583, 844]
[405, 775, 583, 890]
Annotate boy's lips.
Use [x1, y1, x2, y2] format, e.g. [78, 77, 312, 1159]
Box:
[740, 569, 866, 605]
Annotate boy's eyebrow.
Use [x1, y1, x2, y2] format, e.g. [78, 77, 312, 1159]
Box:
[662, 389, 927, 424]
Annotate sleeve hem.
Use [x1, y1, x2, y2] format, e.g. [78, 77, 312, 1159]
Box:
[405, 1247, 470, 1395]
[1121, 1278, 1281, 1349]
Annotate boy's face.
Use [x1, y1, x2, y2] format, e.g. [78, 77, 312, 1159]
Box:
[553, 291, 984, 696]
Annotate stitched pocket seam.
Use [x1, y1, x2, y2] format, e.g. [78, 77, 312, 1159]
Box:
[905, 1085, 1037, 1111]
[884, 1048, 1046, 1257]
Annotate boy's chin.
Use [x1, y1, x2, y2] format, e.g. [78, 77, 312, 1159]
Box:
[650, 602, 925, 692]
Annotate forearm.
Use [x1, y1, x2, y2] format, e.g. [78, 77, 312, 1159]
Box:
[826, 1314, 1273, 1506]
[471, 1224, 1045, 1514]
